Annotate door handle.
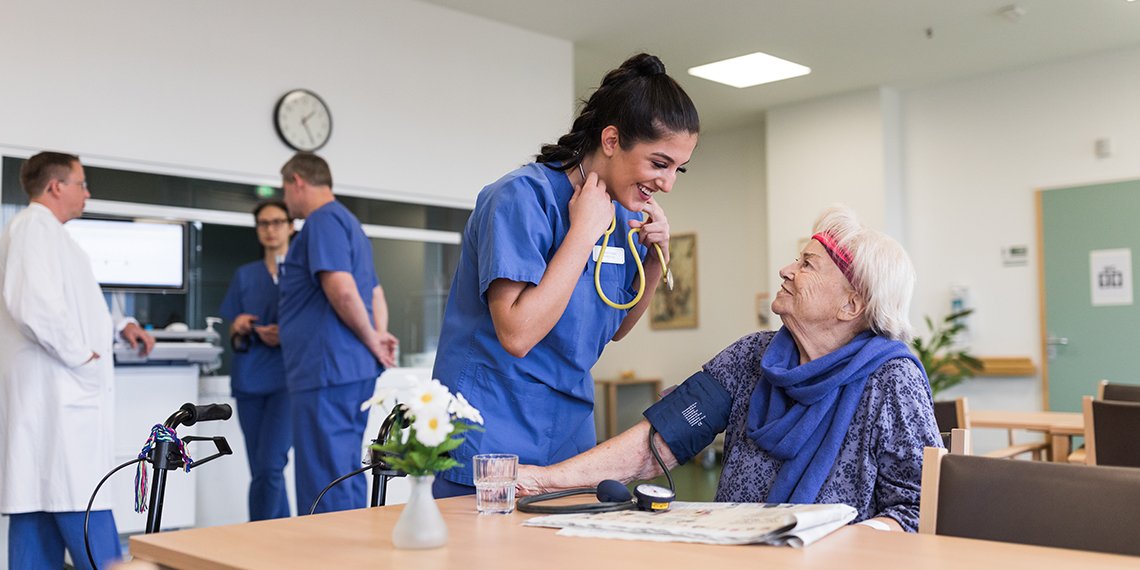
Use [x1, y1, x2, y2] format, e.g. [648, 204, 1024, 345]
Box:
[1046, 335, 1068, 361]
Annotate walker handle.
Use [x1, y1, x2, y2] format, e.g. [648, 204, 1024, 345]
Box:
[178, 402, 233, 426]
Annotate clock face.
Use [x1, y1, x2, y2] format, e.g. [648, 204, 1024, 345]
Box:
[274, 89, 332, 152]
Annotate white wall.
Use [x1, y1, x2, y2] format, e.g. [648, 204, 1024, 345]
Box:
[591, 123, 767, 430]
[904, 44, 1140, 425]
[0, 0, 572, 207]
[765, 87, 901, 307]
[904, 45, 1140, 374]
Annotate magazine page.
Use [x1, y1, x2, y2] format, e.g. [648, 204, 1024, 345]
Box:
[524, 502, 856, 546]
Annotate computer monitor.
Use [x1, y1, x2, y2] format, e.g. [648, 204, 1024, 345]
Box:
[64, 216, 188, 293]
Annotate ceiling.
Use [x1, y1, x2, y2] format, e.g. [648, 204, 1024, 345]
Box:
[421, 0, 1140, 133]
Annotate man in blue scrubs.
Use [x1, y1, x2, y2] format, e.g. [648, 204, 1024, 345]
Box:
[219, 199, 294, 520]
[277, 153, 398, 514]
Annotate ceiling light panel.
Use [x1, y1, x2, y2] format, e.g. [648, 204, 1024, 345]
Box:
[688, 52, 811, 88]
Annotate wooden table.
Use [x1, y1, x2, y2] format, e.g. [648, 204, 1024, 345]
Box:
[130, 496, 1137, 569]
[968, 410, 1084, 462]
[594, 377, 663, 440]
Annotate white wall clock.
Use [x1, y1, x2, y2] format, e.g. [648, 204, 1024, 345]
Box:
[274, 89, 332, 152]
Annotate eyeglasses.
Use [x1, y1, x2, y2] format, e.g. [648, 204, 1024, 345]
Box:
[256, 219, 291, 229]
[59, 179, 88, 190]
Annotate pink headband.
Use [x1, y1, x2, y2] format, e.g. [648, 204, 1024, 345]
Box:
[812, 232, 856, 286]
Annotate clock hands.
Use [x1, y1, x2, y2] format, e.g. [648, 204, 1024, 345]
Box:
[301, 111, 316, 144]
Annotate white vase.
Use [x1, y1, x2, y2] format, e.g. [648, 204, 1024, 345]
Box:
[392, 474, 448, 549]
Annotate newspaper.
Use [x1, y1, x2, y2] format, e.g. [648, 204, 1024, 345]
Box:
[523, 502, 857, 548]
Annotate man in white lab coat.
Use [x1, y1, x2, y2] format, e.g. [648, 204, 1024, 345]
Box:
[0, 152, 154, 570]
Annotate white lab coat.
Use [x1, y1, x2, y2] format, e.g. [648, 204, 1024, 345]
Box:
[0, 203, 116, 513]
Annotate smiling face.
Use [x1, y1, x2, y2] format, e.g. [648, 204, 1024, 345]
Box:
[598, 127, 697, 212]
[771, 239, 857, 328]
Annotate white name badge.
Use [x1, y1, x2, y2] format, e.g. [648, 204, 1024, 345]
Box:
[592, 245, 626, 265]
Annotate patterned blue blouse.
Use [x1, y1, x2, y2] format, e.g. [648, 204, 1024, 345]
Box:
[708, 331, 942, 532]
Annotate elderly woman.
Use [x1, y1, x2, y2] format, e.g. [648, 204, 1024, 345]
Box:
[516, 206, 941, 532]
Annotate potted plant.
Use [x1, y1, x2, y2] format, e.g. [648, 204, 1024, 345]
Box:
[911, 309, 983, 398]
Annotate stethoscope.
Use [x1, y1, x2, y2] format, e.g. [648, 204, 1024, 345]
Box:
[578, 162, 674, 310]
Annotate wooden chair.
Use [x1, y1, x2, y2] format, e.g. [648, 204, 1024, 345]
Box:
[1068, 380, 1140, 463]
[948, 428, 971, 455]
[1081, 395, 1140, 468]
[1101, 379, 1140, 403]
[934, 397, 1047, 460]
[918, 447, 1140, 556]
[932, 398, 967, 449]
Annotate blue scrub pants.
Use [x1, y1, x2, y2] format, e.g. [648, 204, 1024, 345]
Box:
[8, 510, 120, 570]
[292, 378, 374, 515]
[236, 389, 293, 521]
[432, 476, 475, 499]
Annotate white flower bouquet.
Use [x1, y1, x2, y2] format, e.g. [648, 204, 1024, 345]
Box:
[361, 374, 483, 476]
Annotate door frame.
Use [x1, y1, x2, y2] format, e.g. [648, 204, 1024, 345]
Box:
[1036, 190, 1049, 411]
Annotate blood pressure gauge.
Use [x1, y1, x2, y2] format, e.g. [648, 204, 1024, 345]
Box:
[633, 483, 675, 512]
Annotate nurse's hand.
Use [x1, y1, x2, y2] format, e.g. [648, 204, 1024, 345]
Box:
[232, 313, 258, 336]
[569, 171, 614, 242]
[253, 324, 280, 347]
[376, 330, 399, 368]
[629, 197, 670, 266]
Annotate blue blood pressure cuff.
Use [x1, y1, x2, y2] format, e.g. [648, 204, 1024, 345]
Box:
[642, 371, 732, 465]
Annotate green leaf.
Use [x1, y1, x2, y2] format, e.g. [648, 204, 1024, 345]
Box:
[912, 310, 980, 398]
[435, 436, 464, 453]
[406, 449, 428, 470]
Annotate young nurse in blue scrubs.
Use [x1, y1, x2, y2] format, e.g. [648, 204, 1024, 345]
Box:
[432, 53, 700, 497]
[219, 200, 295, 520]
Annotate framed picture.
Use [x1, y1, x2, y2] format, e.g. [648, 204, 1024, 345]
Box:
[650, 233, 698, 330]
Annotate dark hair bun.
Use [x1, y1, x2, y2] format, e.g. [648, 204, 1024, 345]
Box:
[535, 51, 698, 168]
[625, 53, 666, 77]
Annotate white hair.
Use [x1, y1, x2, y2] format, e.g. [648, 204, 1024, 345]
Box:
[812, 206, 915, 342]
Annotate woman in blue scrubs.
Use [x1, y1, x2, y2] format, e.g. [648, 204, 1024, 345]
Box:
[432, 53, 700, 496]
[220, 200, 295, 520]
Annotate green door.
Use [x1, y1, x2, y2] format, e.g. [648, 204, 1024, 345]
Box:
[1041, 180, 1140, 412]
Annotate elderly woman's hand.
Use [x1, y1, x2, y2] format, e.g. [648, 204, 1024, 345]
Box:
[516, 464, 554, 497]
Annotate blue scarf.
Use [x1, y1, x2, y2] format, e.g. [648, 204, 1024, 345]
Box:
[748, 327, 920, 503]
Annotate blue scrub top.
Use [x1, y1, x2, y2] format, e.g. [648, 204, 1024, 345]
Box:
[433, 162, 647, 485]
[279, 201, 382, 392]
[219, 260, 286, 396]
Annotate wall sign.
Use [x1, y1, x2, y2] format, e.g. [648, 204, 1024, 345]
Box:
[1090, 248, 1133, 306]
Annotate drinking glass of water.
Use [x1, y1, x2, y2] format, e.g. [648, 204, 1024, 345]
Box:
[473, 453, 518, 514]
